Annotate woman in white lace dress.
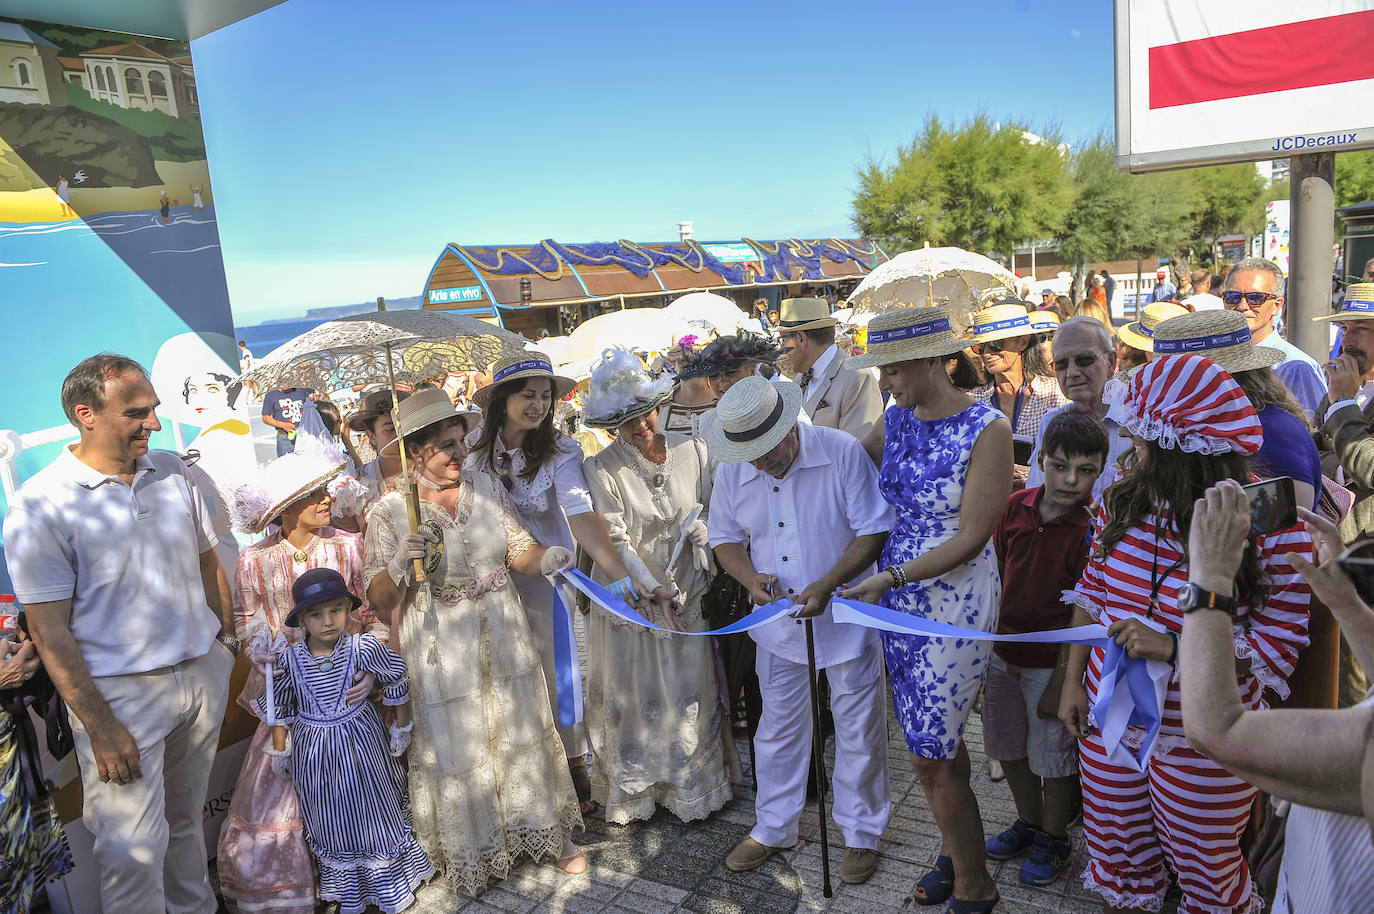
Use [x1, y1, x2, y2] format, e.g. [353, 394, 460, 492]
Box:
[467, 353, 674, 813]
[363, 389, 584, 898]
[579, 349, 736, 824]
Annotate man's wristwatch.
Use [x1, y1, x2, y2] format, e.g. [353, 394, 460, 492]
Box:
[217, 634, 242, 655]
[1177, 584, 1237, 615]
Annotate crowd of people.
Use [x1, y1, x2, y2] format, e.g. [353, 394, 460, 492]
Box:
[4, 272, 1374, 914]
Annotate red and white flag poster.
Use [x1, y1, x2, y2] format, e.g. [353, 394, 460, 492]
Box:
[1115, 0, 1374, 172]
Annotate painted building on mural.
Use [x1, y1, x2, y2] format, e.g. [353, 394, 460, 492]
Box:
[0, 21, 67, 106]
[76, 41, 198, 121]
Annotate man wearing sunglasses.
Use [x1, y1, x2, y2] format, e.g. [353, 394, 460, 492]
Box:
[1025, 317, 1127, 501]
[1223, 257, 1327, 417]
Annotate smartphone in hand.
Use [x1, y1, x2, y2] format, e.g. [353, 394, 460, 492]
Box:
[1242, 477, 1297, 536]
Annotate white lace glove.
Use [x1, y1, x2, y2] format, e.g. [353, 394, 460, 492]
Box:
[389, 722, 413, 757]
[388, 527, 439, 586]
[264, 744, 291, 779]
[540, 545, 574, 575]
[328, 474, 371, 521]
[685, 518, 709, 548]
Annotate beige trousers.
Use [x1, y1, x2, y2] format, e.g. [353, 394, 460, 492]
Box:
[69, 645, 233, 914]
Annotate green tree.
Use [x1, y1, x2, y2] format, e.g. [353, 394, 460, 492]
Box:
[851, 115, 1072, 258]
[1182, 163, 1266, 268]
[1336, 149, 1374, 209]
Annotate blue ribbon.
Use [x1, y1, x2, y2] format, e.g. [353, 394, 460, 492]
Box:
[549, 580, 585, 728]
[1152, 327, 1252, 354]
[1342, 297, 1374, 313]
[495, 358, 553, 383]
[972, 316, 1030, 336]
[868, 317, 952, 344]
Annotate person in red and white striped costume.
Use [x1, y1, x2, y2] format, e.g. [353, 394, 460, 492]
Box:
[1058, 354, 1313, 914]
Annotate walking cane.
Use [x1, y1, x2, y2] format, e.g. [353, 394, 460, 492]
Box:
[804, 617, 833, 898]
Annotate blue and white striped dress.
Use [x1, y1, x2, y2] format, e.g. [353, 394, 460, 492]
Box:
[258, 634, 434, 914]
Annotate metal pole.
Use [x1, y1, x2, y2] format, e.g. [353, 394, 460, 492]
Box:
[804, 618, 833, 898]
[1288, 153, 1336, 360]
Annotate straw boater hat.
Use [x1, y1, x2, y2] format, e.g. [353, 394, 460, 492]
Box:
[346, 387, 411, 432]
[230, 440, 349, 535]
[1314, 282, 1374, 322]
[395, 387, 465, 439]
[1150, 309, 1282, 374]
[968, 302, 1034, 344]
[776, 297, 838, 333]
[472, 351, 576, 408]
[1029, 310, 1061, 334]
[582, 347, 675, 429]
[1119, 354, 1262, 456]
[849, 306, 972, 369]
[1118, 302, 1189, 352]
[704, 375, 804, 463]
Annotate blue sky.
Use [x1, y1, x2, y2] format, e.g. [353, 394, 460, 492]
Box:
[192, 0, 1115, 324]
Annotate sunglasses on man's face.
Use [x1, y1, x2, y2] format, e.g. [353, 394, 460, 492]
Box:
[1221, 290, 1279, 307]
[1052, 353, 1102, 372]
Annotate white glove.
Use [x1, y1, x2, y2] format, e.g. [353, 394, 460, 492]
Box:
[540, 545, 574, 575]
[388, 527, 439, 586]
[389, 722, 413, 757]
[686, 518, 709, 548]
[264, 745, 291, 779]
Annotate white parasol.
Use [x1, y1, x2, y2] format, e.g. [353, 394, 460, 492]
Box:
[664, 292, 754, 336]
[560, 308, 695, 365]
[846, 245, 1019, 337]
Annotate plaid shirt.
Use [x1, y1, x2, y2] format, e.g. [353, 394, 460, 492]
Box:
[970, 373, 1068, 437]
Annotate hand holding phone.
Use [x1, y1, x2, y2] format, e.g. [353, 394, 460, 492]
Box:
[1242, 477, 1297, 536]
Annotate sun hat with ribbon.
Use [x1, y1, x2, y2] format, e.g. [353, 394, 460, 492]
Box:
[1117, 302, 1190, 352]
[1150, 309, 1282, 374]
[346, 387, 411, 432]
[284, 567, 361, 628]
[229, 437, 349, 534]
[968, 301, 1034, 344]
[1118, 353, 1262, 455]
[777, 297, 838, 333]
[1029, 310, 1061, 334]
[394, 387, 471, 440]
[847, 306, 970, 369]
[582, 347, 676, 429]
[473, 351, 576, 408]
[703, 375, 804, 463]
[1314, 282, 1374, 322]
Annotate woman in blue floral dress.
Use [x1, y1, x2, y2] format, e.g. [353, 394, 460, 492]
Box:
[847, 307, 1012, 914]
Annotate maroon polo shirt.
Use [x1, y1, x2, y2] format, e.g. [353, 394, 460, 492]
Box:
[992, 486, 1093, 668]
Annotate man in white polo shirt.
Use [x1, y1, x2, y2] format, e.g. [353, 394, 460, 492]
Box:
[3, 353, 237, 914]
[707, 376, 893, 885]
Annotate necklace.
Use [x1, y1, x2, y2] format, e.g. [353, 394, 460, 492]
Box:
[1147, 521, 1187, 618]
[287, 534, 319, 564]
[415, 472, 460, 491]
[621, 437, 672, 490]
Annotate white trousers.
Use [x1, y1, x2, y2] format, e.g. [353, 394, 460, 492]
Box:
[751, 643, 891, 850]
[69, 646, 232, 914]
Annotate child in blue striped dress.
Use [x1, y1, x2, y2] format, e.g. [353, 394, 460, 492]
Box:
[257, 567, 433, 914]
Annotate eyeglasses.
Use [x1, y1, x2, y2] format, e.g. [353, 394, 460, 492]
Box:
[1052, 353, 1103, 372]
[1221, 291, 1279, 307]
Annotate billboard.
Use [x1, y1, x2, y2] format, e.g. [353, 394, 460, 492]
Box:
[1114, 1, 1374, 172]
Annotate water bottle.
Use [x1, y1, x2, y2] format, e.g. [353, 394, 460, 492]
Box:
[0, 595, 18, 641]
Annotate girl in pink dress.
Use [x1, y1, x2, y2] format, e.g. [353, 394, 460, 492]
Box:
[215, 445, 381, 913]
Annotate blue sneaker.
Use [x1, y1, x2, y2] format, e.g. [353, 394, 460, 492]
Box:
[1018, 830, 1072, 886]
[984, 819, 1036, 860]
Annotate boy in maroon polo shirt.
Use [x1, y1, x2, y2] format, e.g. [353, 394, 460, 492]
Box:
[982, 409, 1109, 886]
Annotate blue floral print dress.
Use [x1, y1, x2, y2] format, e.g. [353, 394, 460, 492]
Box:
[878, 401, 1003, 760]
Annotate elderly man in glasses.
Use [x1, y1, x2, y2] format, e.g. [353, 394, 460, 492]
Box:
[1025, 317, 1128, 502]
[1223, 256, 1327, 417]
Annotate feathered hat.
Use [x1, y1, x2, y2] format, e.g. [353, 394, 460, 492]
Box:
[229, 434, 353, 534]
[581, 347, 675, 429]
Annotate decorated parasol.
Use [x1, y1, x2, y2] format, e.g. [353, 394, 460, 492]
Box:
[559, 308, 695, 365]
[664, 292, 755, 335]
[846, 245, 1019, 337]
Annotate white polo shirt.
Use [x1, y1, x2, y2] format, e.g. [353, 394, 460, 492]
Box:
[3, 446, 220, 677]
[708, 422, 893, 668]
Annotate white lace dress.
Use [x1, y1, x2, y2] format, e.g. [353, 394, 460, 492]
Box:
[363, 474, 580, 898]
[582, 436, 735, 824]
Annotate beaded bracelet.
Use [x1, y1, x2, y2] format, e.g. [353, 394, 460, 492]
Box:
[885, 564, 908, 589]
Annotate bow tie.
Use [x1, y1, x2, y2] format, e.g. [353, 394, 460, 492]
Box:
[798, 369, 814, 389]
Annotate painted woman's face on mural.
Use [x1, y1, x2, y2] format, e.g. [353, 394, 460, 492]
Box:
[183, 373, 230, 418]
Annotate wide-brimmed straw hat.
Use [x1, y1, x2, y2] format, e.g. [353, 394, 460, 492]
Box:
[346, 387, 411, 432]
[1151, 310, 1282, 374]
[284, 567, 361, 628]
[704, 376, 804, 463]
[777, 297, 837, 333]
[1029, 310, 1061, 334]
[473, 352, 576, 408]
[582, 347, 676, 429]
[1315, 282, 1374, 322]
[848, 307, 970, 369]
[395, 387, 466, 439]
[1119, 353, 1261, 455]
[1118, 302, 1189, 352]
[968, 302, 1035, 344]
[230, 441, 348, 534]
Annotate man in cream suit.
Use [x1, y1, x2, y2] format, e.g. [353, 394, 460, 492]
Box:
[777, 298, 882, 439]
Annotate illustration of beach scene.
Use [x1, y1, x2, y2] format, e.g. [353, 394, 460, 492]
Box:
[0, 17, 238, 523]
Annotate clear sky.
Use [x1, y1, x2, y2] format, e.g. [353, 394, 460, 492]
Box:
[191, 0, 1115, 324]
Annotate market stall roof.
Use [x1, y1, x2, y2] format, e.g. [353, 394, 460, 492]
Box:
[421, 236, 889, 319]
